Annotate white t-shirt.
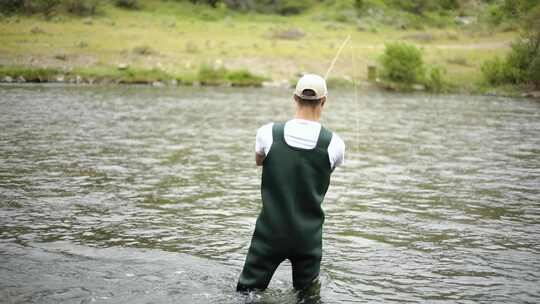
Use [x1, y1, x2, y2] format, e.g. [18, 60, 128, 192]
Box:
[255, 119, 345, 169]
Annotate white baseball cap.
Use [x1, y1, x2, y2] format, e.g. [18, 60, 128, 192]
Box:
[294, 74, 327, 100]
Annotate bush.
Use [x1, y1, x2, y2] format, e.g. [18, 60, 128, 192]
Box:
[481, 41, 540, 87]
[189, 0, 219, 8]
[273, 0, 311, 15]
[485, 0, 539, 24]
[132, 45, 156, 56]
[1, 0, 61, 16]
[196, 0, 313, 15]
[114, 0, 139, 10]
[481, 57, 507, 85]
[485, 4, 505, 25]
[424, 66, 446, 93]
[0, 66, 63, 82]
[379, 42, 425, 85]
[65, 0, 99, 16]
[481, 5, 540, 88]
[197, 64, 266, 86]
[0, 0, 24, 15]
[530, 56, 540, 86]
[391, 0, 432, 15]
[35, 0, 62, 17]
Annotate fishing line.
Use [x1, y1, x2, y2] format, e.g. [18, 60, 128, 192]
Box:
[351, 43, 360, 155]
[324, 34, 351, 80]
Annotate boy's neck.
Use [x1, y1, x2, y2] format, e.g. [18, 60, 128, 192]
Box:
[295, 107, 321, 122]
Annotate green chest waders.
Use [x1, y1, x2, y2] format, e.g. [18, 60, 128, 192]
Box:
[237, 122, 333, 291]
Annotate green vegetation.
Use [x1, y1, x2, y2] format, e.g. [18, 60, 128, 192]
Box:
[0, 0, 537, 95]
[114, 0, 140, 10]
[64, 0, 100, 16]
[0, 66, 62, 81]
[0, 0, 100, 16]
[378, 42, 448, 92]
[484, 0, 539, 25]
[193, 64, 267, 86]
[424, 66, 446, 93]
[379, 42, 424, 85]
[481, 3, 540, 89]
[0, 64, 267, 86]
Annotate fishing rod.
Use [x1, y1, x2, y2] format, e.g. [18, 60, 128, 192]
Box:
[323, 33, 362, 153]
[324, 34, 351, 80]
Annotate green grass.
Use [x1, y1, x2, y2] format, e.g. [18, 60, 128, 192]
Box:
[76, 66, 172, 83]
[0, 64, 267, 86]
[197, 64, 267, 86]
[0, 0, 519, 92]
[0, 66, 63, 81]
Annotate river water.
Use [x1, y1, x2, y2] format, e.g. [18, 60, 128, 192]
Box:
[0, 84, 539, 303]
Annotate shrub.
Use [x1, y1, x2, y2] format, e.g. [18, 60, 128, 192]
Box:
[505, 41, 532, 83]
[481, 40, 540, 87]
[197, 64, 266, 86]
[198, 64, 228, 85]
[114, 0, 139, 10]
[0, 0, 24, 15]
[274, 0, 311, 15]
[481, 4, 540, 88]
[481, 57, 507, 85]
[1, 0, 61, 16]
[379, 42, 425, 85]
[132, 45, 156, 56]
[189, 0, 219, 8]
[486, 4, 505, 25]
[0, 66, 63, 82]
[226, 69, 266, 86]
[424, 66, 446, 93]
[205, 0, 313, 15]
[65, 0, 99, 16]
[35, 0, 61, 17]
[529, 56, 540, 87]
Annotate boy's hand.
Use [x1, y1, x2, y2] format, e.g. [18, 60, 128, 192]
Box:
[255, 152, 265, 166]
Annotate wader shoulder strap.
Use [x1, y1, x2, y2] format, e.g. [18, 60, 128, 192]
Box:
[316, 126, 333, 151]
[272, 122, 285, 144]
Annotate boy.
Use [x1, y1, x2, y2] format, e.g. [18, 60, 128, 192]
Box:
[237, 74, 345, 291]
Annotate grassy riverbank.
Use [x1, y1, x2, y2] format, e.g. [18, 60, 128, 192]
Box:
[0, 1, 521, 92]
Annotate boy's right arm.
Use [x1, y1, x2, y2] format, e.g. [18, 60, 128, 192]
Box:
[255, 152, 265, 166]
[255, 123, 273, 166]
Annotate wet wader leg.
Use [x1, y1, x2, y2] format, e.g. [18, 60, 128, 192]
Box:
[290, 251, 322, 290]
[237, 238, 284, 292]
